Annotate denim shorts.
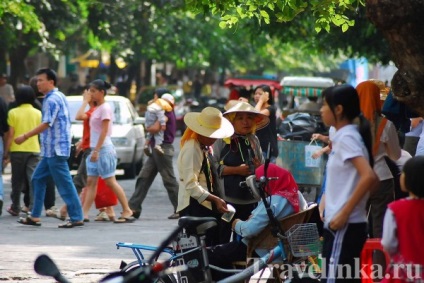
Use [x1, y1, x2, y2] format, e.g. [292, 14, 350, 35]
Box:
[86, 146, 117, 179]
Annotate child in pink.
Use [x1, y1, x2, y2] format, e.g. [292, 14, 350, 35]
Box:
[381, 156, 424, 283]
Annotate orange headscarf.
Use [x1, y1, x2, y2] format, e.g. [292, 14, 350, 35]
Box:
[356, 81, 387, 156]
[356, 81, 381, 122]
[180, 128, 198, 147]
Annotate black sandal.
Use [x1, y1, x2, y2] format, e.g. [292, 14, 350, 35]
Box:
[58, 221, 84, 228]
[17, 217, 41, 226]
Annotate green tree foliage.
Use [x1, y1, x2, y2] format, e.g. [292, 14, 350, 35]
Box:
[1, 0, 366, 90]
[0, 0, 87, 85]
[184, 0, 364, 32]
[241, 5, 390, 65]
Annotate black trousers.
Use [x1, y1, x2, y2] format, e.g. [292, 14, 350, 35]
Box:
[321, 222, 367, 283]
[179, 197, 223, 246]
[208, 240, 249, 281]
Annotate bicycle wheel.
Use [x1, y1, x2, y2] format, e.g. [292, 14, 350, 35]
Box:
[156, 274, 177, 283]
[121, 260, 143, 273]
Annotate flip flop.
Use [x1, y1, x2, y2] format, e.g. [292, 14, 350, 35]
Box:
[113, 216, 136, 224]
[17, 217, 41, 226]
[94, 211, 115, 222]
[7, 207, 20, 216]
[58, 221, 84, 228]
[52, 213, 66, 221]
[21, 206, 30, 214]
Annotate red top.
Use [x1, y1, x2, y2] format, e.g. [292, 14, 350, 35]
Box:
[228, 89, 240, 101]
[81, 107, 96, 150]
[389, 198, 424, 265]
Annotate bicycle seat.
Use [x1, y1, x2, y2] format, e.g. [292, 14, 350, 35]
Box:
[178, 216, 217, 236]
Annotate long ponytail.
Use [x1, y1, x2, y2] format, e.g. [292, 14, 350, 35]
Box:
[358, 114, 374, 167]
[323, 85, 374, 167]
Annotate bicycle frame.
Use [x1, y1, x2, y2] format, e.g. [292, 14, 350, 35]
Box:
[218, 241, 286, 283]
[116, 242, 176, 267]
[117, 228, 240, 283]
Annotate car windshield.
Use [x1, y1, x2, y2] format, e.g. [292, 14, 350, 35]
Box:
[67, 100, 133, 125]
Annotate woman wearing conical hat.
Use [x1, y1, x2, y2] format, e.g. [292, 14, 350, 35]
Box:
[176, 107, 234, 246]
[212, 101, 269, 243]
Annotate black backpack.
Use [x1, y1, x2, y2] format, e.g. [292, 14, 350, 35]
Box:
[278, 112, 323, 141]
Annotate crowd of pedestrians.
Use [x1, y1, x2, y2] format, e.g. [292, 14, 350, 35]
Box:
[1, 70, 423, 281]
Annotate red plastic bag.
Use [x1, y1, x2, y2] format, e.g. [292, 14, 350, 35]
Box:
[95, 178, 118, 209]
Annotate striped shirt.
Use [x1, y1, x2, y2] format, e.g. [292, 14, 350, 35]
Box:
[40, 88, 72, 157]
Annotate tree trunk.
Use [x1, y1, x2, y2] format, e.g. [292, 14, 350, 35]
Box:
[109, 53, 118, 84]
[366, 0, 424, 116]
[9, 45, 31, 90]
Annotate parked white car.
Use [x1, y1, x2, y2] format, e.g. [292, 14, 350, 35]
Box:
[66, 95, 145, 179]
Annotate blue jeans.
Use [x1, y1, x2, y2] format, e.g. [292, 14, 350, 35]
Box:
[0, 138, 3, 201]
[31, 155, 83, 222]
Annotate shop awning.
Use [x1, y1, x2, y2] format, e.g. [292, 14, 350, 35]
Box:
[282, 86, 325, 97]
[70, 50, 100, 68]
[224, 78, 282, 90]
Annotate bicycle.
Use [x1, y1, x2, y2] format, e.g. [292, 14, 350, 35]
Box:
[117, 215, 244, 283]
[34, 216, 234, 283]
[35, 163, 322, 283]
[116, 175, 322, 283]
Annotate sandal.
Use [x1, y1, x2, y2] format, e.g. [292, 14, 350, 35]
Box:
[95, 211, 115, 222]
[113, 216, 136, 223]
[7, 207, 20, 216]
[17, 217, 41, 226]
[46, 206, 59, 217]
[21, 206, 30, 214]
[53, 213, 67, 221]
[58, 221, 84, 228]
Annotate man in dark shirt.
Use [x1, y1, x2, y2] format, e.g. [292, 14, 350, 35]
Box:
[128, 89, 179, 219]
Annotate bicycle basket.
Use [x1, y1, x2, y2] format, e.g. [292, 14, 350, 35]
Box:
[285, 223, 321, 257]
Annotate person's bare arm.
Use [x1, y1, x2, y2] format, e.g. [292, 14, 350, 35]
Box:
[311, 133, 330, 144]
[319, 193, 325, 222]
[206, 194, 229, 214]
[254, 92, 270, 116]
[383, 123, 401, 161]
[146, 120, 161, 134]
[222, 164, 252, 176]
[4, 127, 14, 158]
[14, 123, 49, 145]
[75, 90, 90, 121]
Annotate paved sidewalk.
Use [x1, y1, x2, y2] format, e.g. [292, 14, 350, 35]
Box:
[0, 164, 178, 283]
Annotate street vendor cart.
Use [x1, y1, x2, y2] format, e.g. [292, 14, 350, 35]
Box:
[277, 76, 334, 201]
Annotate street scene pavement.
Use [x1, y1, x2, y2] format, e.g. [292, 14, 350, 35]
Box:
[0, 135, 317, 283]
[0, 147, 180, 282]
